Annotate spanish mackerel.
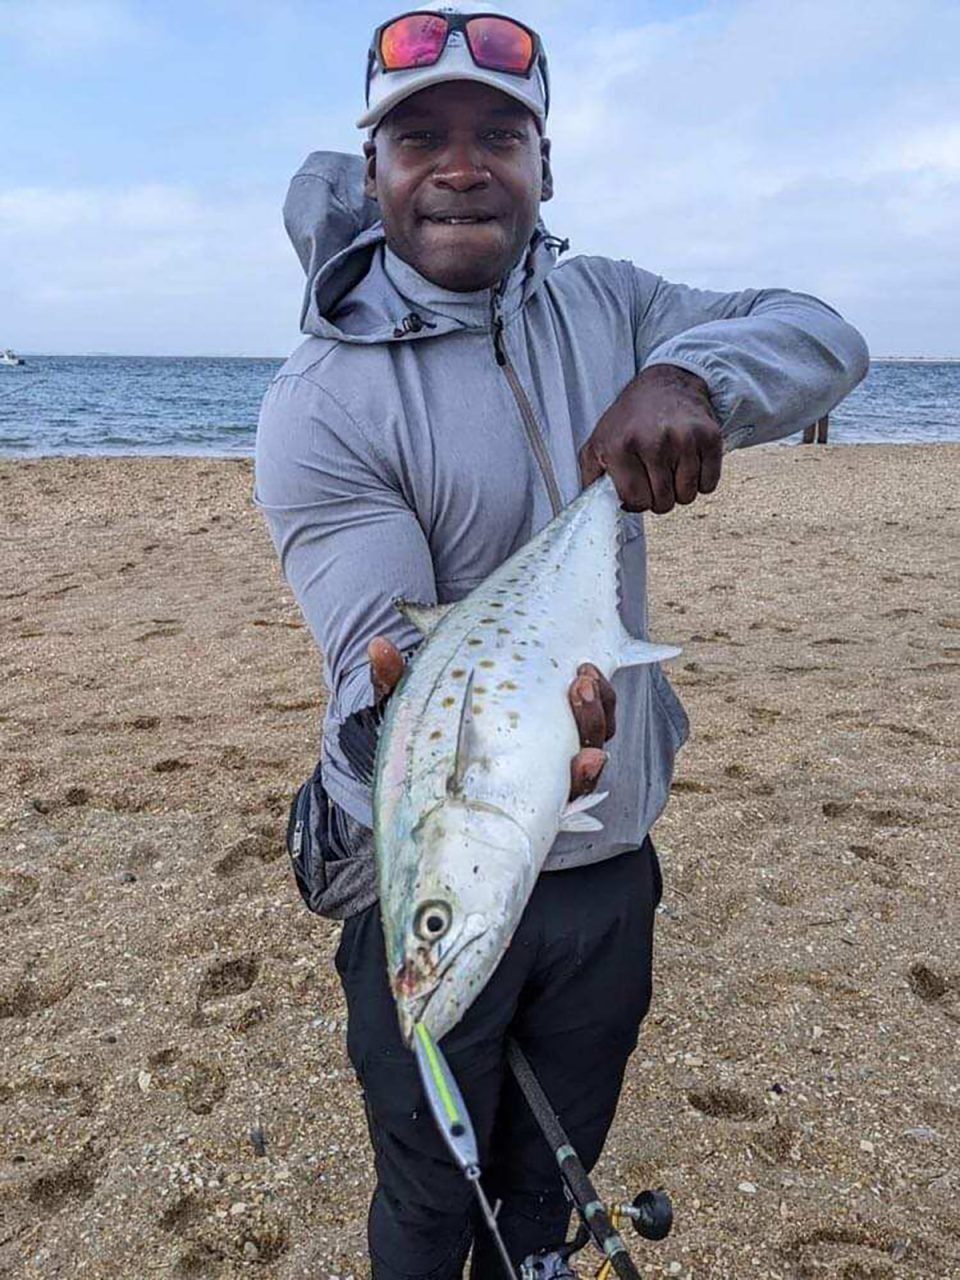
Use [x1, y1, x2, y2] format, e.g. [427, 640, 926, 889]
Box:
[373, 473, 680, 1044]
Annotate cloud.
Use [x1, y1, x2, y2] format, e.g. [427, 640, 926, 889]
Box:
[0, 182, 303, 355]
[539, 0, 960, 353]
[0, 0, 146, 61]
[1, 0, 958, 355]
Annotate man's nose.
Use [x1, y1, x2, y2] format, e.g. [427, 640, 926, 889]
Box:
[432, 141, 491, 191]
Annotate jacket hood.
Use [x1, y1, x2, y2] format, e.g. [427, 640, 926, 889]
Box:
[283, 150, 566, 345]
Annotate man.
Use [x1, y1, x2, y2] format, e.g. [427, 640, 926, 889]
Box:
[255, 4, 869, 1276]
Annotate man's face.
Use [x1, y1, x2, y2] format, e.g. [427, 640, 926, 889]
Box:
[363, 80, 553, 293]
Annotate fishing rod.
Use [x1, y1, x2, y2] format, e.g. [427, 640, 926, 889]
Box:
[413, 1024, 673, 1279]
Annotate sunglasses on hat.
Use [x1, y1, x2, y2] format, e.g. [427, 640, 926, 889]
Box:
[366, 10, 549, 116]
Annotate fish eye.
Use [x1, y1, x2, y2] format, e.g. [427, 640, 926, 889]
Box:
[414, 901, 453, 943]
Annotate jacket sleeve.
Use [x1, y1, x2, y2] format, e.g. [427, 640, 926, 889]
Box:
[254, 371, 435, 718]
[628, 268, 870, 447]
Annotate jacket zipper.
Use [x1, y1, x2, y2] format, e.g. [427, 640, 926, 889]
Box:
[491, 293, 563, 518]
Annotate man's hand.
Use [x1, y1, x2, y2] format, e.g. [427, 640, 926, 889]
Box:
[368, 638, 615, 800]
[579, 364, 723, 513]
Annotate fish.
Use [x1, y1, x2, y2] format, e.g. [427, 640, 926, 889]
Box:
[367, 474, 680, 1045]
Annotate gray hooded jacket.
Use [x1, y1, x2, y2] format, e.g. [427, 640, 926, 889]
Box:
[255, 151, 869, 916]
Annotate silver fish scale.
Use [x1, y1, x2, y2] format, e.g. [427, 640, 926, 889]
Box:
[372, 476, 673, 1043]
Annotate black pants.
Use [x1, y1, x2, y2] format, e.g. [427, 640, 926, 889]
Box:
[335, 841, 662, 1280]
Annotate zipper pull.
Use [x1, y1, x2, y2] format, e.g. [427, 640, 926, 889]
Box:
[492, 317, 506, 366]
[490, 288, 507, 366]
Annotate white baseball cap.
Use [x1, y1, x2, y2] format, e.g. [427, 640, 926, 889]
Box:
[358, 2, 549, 131]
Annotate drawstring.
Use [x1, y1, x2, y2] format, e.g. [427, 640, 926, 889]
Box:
[391, 237, 570, 332]
[392, 311, 438, 339]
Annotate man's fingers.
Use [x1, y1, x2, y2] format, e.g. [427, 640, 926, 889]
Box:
[644, 455, 677, 515]
[578, 439, 605, 489]
[569, 747, 608, 800]
[577, 663, 616, 740]
[569, 673, 606, 748]
[698, 429, 723, 494]
[606, 450, 653, 512]
[368, 635, 405, 701]
[674, 446, 700, 506]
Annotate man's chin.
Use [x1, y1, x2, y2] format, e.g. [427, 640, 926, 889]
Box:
[411, 231, 514, 293]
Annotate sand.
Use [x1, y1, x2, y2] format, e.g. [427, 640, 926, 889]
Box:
[0, 443, 957, 1280]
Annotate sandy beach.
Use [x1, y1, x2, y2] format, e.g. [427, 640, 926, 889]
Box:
[1, 443, 958, 1280]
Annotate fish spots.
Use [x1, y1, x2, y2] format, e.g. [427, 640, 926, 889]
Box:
[429, 730, 442, 741]
[512, 653, 526, 662]
[515, 608, 527, 616]
[497, 680, 518, 691]
[473, 685, 487, 695]
[479, 659, 495, 669]
[489, 601, 503, 609]
[471, 704, 484, 715]
[451, 668, 466, 679]
[480, 617, 496, 624]
[497, 627, 510, 636]
[441, 696, 456, 709]
[468, 638, 483, 647]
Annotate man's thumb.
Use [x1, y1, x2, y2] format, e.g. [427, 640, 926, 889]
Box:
[578, 439, 605, 489]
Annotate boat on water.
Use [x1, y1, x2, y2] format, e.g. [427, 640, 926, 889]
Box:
[1, 349, 25, 366]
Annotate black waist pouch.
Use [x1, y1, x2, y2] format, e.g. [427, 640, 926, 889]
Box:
[285, 761, 378, 920]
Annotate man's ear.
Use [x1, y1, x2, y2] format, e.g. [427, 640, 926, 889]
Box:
[540, 136, 554, 203]
[363, 138, 378, 201]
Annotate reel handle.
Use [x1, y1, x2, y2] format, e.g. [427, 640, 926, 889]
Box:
[622, 1190, 673, 1242]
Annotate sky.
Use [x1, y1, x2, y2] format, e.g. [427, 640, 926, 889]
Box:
[1, 0, 958, 357]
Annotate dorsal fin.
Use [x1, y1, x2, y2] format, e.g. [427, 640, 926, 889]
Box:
[395, 599, 452, 636]
[447, 669, 476, 798]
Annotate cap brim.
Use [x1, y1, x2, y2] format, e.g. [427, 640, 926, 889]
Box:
[357, 67, 544, 130]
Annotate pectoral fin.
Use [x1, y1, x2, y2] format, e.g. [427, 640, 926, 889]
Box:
[617, 633, 681, 670]
[559, 790, 608, 833]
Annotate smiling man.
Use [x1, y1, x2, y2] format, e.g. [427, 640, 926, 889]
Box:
[255, 4, 868, 1277]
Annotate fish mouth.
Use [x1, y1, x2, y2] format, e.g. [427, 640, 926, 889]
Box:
[392, 911, 488, 1044]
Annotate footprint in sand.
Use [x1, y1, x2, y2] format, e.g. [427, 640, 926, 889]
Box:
[686, 1086, 763, 1122]
[822, 800, 852, 818]
[160, 1194, 205, 1236]
[28, 1154, 100, 1212]
[154, 758, 192, 774]
[181, 1060, 228, 1115]
[213, 833, 278, 878]
[0, 961, 74, 1019]
[136, 623, 184, 641]
[160, 1194, 289, 1271]
[782, 1225, 939, 1277]
[194, 955, 259, 1028]
[127, 714, 160, 730]
[748, 705, 782, 725]
[908, 963, 951, 1003]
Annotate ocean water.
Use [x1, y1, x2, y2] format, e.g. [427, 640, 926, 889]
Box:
[0, 355, 957, 457]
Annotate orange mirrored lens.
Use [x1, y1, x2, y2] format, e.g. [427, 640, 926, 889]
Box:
[380, 14, 448, 69]
[465, 16, 534, 74]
